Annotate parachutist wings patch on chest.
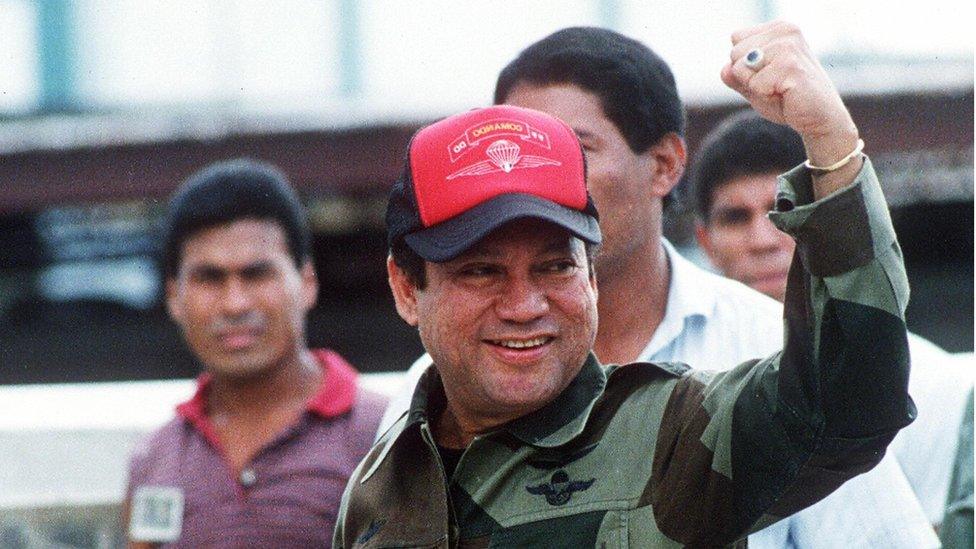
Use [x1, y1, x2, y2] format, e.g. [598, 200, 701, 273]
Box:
[526, 470, 597, 506]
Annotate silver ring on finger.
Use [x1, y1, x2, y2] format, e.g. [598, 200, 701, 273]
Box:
[744, 48, 764, 71]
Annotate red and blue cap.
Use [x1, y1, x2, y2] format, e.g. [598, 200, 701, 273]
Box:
[386, 105, 601, 262]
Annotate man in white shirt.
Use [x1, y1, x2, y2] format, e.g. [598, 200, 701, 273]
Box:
[378, 25, 937, 547]
[692, 110, 974, 527]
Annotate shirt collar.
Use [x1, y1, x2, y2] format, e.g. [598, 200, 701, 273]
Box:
[404, 353, 607, 449]
[638, 239, 717, 360]
[176, 348, 359, 446]
[505, 353, 606, 447]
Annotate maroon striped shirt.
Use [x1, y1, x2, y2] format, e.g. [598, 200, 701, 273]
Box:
[125, 349, 386, 548]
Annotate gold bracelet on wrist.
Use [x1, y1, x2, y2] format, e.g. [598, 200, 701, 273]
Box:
[804, 139, 865, 174]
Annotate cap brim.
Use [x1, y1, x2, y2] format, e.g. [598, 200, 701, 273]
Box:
[404, 193, 601, 262]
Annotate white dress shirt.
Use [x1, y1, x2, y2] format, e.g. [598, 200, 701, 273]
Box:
[643, 241, 939, 548]
[889, 338, 973, 523]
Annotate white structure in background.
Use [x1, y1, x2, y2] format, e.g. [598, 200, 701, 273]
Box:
[0, 373, 402, 510]
[0, 0, 971, 151]
[0, 373, 403, 547]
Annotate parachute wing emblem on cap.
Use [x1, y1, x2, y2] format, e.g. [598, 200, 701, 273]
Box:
[446, 139, 561, 180]
[486, 139, 521, 172]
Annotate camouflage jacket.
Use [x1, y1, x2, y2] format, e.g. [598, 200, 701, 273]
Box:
[334, 159, 916, 548]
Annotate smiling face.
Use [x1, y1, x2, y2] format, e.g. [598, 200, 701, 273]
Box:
[696, 173, 795, 302]
[389, 219, 598, 431]
[166, 218, 317, 379]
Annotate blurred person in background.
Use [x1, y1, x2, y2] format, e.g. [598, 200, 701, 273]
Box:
[691, 110, 974, 531]
[122, 159, 386, 548]
[939, 389, 973, 549]
[377, 22, 938, 548]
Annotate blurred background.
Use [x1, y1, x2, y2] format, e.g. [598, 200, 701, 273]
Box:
[1, 0, 972, 383]
[0, 1, 971, 547]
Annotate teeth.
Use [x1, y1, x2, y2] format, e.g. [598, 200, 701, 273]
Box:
[495, 337, 548, 349]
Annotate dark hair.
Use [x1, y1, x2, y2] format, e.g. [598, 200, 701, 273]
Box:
[161, 158, 311, 278]
[690, 111, 806, 220]
[390, 237, 428, 289]
[494, 27, 685, 153]
[391, 234, 599, 290]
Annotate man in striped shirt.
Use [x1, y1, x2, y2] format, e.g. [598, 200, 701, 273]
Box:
[124, 159, 385, 548]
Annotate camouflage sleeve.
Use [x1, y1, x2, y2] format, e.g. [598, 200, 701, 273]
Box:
[649, 157, 915, 545]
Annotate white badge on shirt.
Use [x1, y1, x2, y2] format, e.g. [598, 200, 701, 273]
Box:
[129, 486, 184, 543]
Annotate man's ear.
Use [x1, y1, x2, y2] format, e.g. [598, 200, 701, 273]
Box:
[695, 221, 717, 263]
[387, 255, 420, 327]
[300, 262, 319, 312]
[165, 278, 183, 324]
[584, 250, 599, 297]
[648, 133, 687, 199]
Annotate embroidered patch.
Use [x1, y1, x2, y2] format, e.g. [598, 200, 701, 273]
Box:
[129, 485, 184, 542]
[525, 470, 596, 506]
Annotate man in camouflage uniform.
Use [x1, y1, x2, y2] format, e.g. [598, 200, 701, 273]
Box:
[334, 22, 915, 547]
